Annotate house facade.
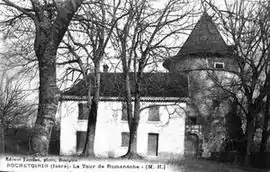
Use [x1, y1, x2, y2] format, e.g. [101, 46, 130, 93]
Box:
[58, 73, 188, 160]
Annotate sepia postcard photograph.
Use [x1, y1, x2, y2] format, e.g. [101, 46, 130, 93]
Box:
[0, 0, 269, 171]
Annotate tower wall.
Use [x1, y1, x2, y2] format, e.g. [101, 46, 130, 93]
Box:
[168, 56, 238, 73]
[169, 56, 238, 117]
[163, 12, 241, 157]
[168, 55, 239, 157]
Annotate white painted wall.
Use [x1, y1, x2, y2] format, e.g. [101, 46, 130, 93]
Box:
[58, 100, 186, 160]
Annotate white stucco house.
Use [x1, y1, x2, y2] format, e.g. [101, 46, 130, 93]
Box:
[58, 73, 188, 160]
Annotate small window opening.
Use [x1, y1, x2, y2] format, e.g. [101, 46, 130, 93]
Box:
[214, 62, 224, 69]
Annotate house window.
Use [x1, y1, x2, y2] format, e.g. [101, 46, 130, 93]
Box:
[214, 62, 224, 69]
[148, 106, 160, 121]
[121, 103, 128, 121]
[76, 131, 87, 152]
[78, 103, 89, 120]
[147, 133, 159, 156]
[122, 102, 132, 121]
[121, 132, 129, 147]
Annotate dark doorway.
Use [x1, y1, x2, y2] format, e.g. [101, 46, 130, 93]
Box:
[147, 133, 159, 156]
[184, 133, 199, 157]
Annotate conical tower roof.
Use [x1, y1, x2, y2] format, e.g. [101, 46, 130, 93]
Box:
[178, 12, 230, 55]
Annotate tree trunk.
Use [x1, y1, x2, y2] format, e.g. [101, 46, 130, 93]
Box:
[122, 114, 141, 159]
[81, 63, 100, 157]
[81, 83, 92, 156]
[120, 72, 141, 159]
[126, 96, 141, 159]
[81, 100, 97, 157]
[31, 46, 58, 155]
[0, 118, 4, 155]
[122, 71, 142, 159]
[244, 115, 255, 166]
[260, 95, 270, 153]
[124, 118, 141, 159]
[86, 100, 97, 156]
[29, 0, 84, 155]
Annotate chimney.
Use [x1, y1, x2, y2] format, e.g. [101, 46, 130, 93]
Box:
[103, 64, 109, 73]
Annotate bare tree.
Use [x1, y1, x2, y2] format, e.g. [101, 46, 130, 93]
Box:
[57, 0, 127, 157]
[0, 72, 36, 155]
[111, 0, 197, 158]
[0, 0, 85, 155]
[204, 0, 270, 164]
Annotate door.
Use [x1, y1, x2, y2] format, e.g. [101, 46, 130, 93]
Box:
[147, 133, 159, 156]
[184, 134, 199, 157]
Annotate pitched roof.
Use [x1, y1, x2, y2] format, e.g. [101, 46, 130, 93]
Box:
[62, 72, 188, 99]
[178, 12, 230, 55]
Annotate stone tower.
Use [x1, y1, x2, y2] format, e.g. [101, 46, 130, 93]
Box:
[163, 12, 239, 157]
